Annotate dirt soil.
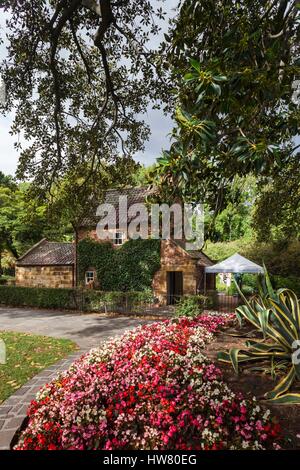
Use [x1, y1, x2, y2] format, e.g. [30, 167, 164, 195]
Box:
[206, 324, 300, 449]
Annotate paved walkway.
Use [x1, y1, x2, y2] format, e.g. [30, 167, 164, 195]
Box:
[0, 306, 154, 349]
[0, 306, 156, 449]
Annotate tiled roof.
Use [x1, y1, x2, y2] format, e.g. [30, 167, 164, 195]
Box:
[17, 239, 75, 266]
[187, 250, 215, 266]
[175, 240, 214, 266]
[80, 186, 155, 227]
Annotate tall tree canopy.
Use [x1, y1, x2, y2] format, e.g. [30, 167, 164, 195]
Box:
[155, 0, 300, 214]
[0, 0, 168, 194]
[253, 153, 300, 242]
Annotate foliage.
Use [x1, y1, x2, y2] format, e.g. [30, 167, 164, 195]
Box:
[45, 160, 140, 232]
[216, 273, 257, 296]
[272, 275, 300, 298]
[206, 176, 257, 242]
[0, 1, 167, 193]
[155, 0, 299, 216]
[78, 238, 161, 291]
[253, 155, 300, 242]
[15, 314, 282, 450]
[175, 294, 210, 318]
[0, 171, 17, 190]
[0, 285, 155, 312]
[131, 164, 157, 187]
[83, 289, 154, 313]
[0, 331, 77, 404]
[240, 285, 255, 297]
[0, 179, 72, 264]
[204, 239, 300, 278]
[218, 272, 300, 404]
[0, 286, 79, 310]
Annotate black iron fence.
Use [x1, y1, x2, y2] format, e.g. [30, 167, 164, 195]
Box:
[206, 290, 244, 313]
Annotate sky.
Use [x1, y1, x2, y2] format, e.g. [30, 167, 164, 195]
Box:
[0, 1, 178, 176]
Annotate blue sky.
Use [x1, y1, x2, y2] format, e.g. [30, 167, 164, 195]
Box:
[0, 1, 178, 176]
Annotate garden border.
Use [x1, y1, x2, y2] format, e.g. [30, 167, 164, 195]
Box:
[0, 351, 83, 450]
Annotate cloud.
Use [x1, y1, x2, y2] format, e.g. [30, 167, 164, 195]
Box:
[0, 115, 19, 175]
[134, 107, 174, 166]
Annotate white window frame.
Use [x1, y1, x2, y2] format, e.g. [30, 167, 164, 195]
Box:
[113, 231, 125, 245]
[85, 270, 95, 285]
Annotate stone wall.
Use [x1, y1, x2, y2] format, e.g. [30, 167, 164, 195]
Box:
[152, 240, 198, 304]
[15, 265, 74, 289]
[78, 228, 128, 245]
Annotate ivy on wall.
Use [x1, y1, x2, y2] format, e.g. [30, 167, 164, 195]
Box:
[77, 238, 161, 291]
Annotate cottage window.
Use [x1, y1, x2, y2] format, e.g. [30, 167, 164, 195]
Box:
[113, 232, 124, 245]
[85, 271, 95, 285]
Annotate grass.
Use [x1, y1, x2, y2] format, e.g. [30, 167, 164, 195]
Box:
[0, 331, 78, 403]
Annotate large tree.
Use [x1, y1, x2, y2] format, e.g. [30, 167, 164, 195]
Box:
[154, 0, 300, 216]
[253, 153, 300, 242]
[0, 0, 168, 194]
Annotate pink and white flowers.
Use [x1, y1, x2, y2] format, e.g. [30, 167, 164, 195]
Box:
[15, 314, 282, 450]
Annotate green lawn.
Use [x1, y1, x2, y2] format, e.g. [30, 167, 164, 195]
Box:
[0, 331, 78, 403]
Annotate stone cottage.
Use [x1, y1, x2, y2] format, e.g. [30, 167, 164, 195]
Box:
[15, 187, 215, 304]
[15, 239, 75, 289]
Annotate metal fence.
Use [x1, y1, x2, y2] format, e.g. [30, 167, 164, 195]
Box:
[74, 290, 155, 315]
[206, 290, 243, 313]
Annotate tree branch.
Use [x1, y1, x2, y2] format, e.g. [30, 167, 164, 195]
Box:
[69, 17, 93, 83]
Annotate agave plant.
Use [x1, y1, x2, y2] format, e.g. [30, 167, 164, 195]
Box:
[218, 270, 300, 404]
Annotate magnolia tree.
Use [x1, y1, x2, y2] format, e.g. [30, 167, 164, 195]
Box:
[0, 0, 170, 194]
[154, 0, 300, 219]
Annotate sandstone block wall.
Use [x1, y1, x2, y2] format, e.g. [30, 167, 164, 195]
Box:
[152, 240, 198, 304]
[15, 266, 74, 289]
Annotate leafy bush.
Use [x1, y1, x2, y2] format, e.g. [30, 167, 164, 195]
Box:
[15, 315, 282, 450]
[0, 285, 78, 309]
[83, 289, 154, 313]
[218, 271, 300, 404]
[272, 275, 300, 298]
[241, 285, 255, 296]
[0, 285, 154, 313]
[175, 295, 210, 318]
[78, 238, 161, 291]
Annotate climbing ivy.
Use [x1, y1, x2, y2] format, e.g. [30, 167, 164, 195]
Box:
[77, 238, 161, 291]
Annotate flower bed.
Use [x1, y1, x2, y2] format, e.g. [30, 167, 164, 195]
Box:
[15, 314, 281, 450]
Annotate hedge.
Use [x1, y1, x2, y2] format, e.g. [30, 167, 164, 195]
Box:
[0, 285, 78, 310]
[0, 285, 154, 313]
[78, 238, 161, 291]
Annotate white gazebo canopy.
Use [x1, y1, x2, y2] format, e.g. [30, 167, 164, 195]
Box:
[205, 253, 264, 274]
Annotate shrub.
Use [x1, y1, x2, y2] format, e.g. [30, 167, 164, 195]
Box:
[15, 314, 282, 450]
[271, 275, 300, 298]
[175, 295, 210, 318]
[241, 285, 255, 296]
[83, 289, 154, 313]
[0, 285, 78, 309]
[0, 286, 154, 313]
